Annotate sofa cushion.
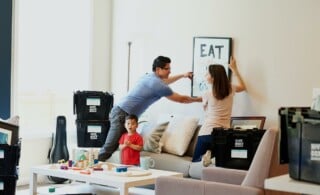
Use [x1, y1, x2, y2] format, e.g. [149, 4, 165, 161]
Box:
[141, 151, 192, 177]
[160, 116, 199, 156]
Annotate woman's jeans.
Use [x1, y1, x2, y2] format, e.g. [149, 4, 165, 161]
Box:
[192, 134, 213, 162]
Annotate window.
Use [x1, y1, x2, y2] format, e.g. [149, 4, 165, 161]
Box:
[13, 0, 92, 138]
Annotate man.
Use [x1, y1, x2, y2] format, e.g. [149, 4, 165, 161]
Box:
[98, 56, 200, 161]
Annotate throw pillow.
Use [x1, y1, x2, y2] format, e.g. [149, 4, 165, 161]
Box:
[140, 122, 169, 153]
[185, 125, 201, 157]
[160, 116, 199, 156]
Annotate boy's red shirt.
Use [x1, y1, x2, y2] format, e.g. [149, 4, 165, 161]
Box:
[119, 132, 143, 165]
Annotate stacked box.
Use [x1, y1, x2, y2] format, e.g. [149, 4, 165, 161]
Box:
[73, 90, 114, 120]
[0, 121, 20, 195]
[73, 91, 113, 147]
[211, 128, 266, 170]
[76, 120, 110, 147]
[0, 175, 18, 195]
[0, 144, 20, 175]
[280, 107, 320, 184]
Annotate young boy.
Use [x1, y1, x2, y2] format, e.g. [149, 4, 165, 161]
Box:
[118, 114, 143, 165]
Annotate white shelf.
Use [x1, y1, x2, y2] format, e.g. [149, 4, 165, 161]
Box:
[265, 174, 320, 195]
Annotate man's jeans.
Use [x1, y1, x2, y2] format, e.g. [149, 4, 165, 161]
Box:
[98, 106, 128, 161]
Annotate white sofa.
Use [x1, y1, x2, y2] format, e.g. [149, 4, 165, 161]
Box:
[107, 122, 208, 179]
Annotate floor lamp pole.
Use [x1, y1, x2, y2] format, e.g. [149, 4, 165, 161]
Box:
[127, 42, 132, 92]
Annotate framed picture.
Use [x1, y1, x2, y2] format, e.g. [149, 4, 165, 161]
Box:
[0, 120, 19, 145]
[192, 37, 232, 97]
[231, 116, 266, 130]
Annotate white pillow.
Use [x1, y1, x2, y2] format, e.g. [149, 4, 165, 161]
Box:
[160, 116, 199, 156]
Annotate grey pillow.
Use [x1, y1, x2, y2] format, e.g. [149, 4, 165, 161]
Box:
[142, 122, 169, 153]
[185, 125, 201, 157]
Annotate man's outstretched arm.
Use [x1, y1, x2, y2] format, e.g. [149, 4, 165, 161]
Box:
[166, 92, 202, 103]
[163, 72, 193, 84]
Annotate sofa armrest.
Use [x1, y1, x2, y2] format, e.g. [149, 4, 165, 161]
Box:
[155, 175, 263, 195]
[156, 176, 205, 195]
[202, 167, 247, 185]
[204, 182, 264, 195]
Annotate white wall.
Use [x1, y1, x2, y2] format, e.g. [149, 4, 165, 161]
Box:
[91, 0, 113, 91]
[15, 0, 320, 184]
[15, 0, 113, 185]
[18, 137, 52, 185]
[108, 0, 320, 129]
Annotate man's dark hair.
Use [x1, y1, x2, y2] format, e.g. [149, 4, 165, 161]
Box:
[152, 56, 171, 71]
[125, 114, 138, 123]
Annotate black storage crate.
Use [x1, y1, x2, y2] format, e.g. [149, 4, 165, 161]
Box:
[76, 120, 110, 147]
[211, 128, 265, 170]
[280, 107, 320, 184]
[0, 144, 20, 175]
[0, 175, 17, 195]
[73, 91, 113, 120]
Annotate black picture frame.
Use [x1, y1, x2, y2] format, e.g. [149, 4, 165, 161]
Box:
[0, 120, 19, 145]
[191, 37, 232, 97]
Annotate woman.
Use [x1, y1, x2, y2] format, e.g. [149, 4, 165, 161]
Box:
[192, 57, 246, 166]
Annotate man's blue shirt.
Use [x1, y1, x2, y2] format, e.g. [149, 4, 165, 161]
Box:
[117, 73, 173, 116]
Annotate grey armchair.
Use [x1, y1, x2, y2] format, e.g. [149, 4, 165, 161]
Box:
[155, 129, 284, 195]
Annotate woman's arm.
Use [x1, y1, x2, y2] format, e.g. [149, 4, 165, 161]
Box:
[229, 56, 246, 92]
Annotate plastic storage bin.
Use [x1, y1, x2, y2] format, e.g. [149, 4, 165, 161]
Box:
[211, 128, 266, 170]
[0, 144, 20, 175]
[76, 120, 110, 147]
[0, 175, 18, 195]
[0, 120, 20, 195]
[73, 91, 113, 120]
[280, 107, 320, 184]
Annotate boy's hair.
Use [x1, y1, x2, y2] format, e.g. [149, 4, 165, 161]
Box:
[125, 114, 138, 123]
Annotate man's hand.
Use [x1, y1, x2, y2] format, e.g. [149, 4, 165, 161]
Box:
[167, 93, 202, 103]
[183, 72, 193, 80]
[163, 72, 193, 84]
